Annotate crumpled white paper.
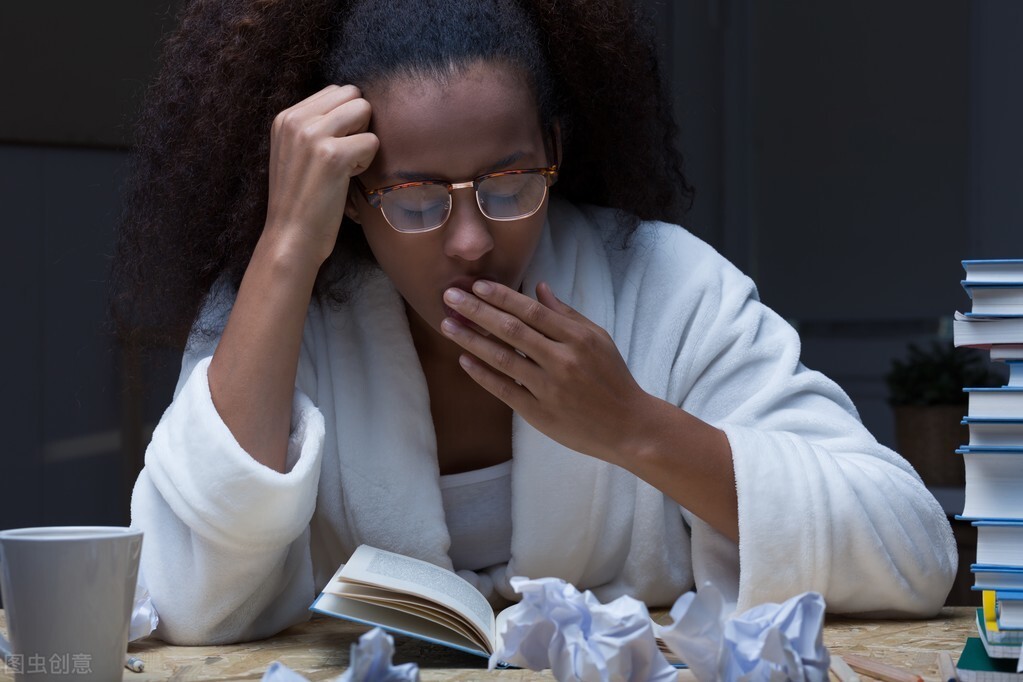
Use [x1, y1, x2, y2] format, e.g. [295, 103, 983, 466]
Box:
[657, 583, 830, 682]
[488, 576, 677, 682]
[260, 628, 419, 682]
[339, 628, 419, 682]
[128, 581, 159, 642]
[262, 662, 311, 682]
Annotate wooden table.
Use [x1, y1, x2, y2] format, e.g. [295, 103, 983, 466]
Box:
[1, 607, 976, 681]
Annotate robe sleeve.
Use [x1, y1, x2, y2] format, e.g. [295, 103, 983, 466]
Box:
[129, 287, 325, 644]
[680, 260, 957, 617]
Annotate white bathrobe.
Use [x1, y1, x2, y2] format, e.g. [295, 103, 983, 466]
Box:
[130, 199, 957, 645]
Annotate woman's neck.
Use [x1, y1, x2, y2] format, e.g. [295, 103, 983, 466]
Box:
[405, 301, 463, 370]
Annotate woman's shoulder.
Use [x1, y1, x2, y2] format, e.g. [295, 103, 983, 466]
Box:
[549, 198, 747, 290]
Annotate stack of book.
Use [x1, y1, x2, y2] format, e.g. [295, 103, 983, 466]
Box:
[953, 259, 1023, 681]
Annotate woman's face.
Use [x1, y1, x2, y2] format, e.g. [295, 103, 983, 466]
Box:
[349, 61, 552, 351]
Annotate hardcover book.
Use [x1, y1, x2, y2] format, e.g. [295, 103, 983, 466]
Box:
[964, 260, 1023, 283]
[964, 418, 1023, 448]
[955, 313, 1023, 347]
[958, 449, 1023, 520]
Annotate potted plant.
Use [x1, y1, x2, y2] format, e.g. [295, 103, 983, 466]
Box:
[886, 341, 1001, 486]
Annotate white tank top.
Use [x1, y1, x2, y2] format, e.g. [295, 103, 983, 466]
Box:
[439, 459, 513, 572]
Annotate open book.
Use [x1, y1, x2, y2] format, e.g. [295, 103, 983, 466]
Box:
[309, 544, 683, 666]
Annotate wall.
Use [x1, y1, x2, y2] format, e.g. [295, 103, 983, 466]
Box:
[645, 0, 1023, 450]
[0, 2, 184, 536]
[2, 1, 1023, 590]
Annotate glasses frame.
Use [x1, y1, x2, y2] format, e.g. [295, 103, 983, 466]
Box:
[352, 164, 559, 233]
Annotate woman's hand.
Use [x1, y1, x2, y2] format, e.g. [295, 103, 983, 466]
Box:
[441, 278, 739, 540]
[440, 280, 654, 466]
[264, 84, 379, 266]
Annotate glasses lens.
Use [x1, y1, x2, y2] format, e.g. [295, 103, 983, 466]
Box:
[477, 173, 547, 220]
[380, 184, 451, 232]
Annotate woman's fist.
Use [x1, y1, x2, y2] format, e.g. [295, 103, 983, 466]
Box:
[264, 84, 378, 266]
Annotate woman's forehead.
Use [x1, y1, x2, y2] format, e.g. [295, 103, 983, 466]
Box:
[367, 61, 538, 122]
[365, 62, 546, 180]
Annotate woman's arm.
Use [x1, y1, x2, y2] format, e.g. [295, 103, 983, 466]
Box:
[440, 275, 956, 615]
[133, 340, 326, 643]
[131, 84, 378, 641]
[440, 280, 739, 538]
[208, 84, 377, 472]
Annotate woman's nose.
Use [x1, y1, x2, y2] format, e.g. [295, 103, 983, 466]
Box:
[442, 187, 494, 262]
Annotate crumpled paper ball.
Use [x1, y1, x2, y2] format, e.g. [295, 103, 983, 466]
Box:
[489, 576, 677, 682]
[128, 581, 159, 642]
[657, 583, 829, 682]
[339, 628, 419, 682]
[262, 662, 311, 682]
[261, 628, 419, 682]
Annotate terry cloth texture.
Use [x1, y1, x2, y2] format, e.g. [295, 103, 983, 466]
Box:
[130, 199, 957, 645]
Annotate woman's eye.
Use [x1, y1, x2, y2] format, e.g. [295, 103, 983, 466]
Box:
[484, 192, 521, 204]
[390, 187, 448, 213]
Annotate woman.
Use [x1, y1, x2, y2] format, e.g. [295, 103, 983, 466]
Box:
[113, 0, 957, 645]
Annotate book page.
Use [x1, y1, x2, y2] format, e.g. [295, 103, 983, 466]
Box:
[331, 582, 485, 647]
[339, 545, 496, 647]
[313, 591, 489, 657]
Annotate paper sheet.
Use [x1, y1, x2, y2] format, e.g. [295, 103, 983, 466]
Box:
[658, 584, 830, 682]
[489, 576, 677, 682]
[260, 628, 419, 682]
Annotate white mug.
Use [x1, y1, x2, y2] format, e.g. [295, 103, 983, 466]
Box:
[0, 526, 143, 681]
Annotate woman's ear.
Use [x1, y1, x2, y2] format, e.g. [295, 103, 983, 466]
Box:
[344, 190, 362, 225]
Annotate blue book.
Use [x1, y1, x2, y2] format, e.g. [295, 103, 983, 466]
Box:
[995, 590, 1023, 630]
[957, 449, 1023, 520]
[964, 388, 1023, 419]
[973, 521, 1023, 566]
[963, 418, 1023, 448]
[963, 260, 1023, 283]
[1003, 360, 1023, 388]
[962, 282, 1023, 316]
[954, 313, 1023, 347]
[972, 565, 1023, 592]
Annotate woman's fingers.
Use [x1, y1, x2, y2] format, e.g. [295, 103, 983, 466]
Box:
[444, 279, 650, 465]
[274, 88, 374, 159]
[450, 280, 577, 346]
[441, 316, 544, 390]
[456, 352, 536, 414]
[441, 287, 554, 363]
[337, 131, 380, 175]
[535, 281, 583, 320]
[264, 83, 379, 265]
[288, 83, 364, 118]
[309, 95, 374, 140]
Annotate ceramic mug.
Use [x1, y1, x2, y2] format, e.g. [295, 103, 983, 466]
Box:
[0, 526, 143, 681]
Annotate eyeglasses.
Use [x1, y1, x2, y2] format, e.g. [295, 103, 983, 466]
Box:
[352, 165, 558, 233]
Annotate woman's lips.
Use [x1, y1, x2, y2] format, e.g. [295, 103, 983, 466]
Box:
[447, 275, 496, 294]
[441, 281, 494, 337]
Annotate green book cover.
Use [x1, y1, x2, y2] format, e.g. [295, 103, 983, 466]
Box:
[957, 637, 1023, 682]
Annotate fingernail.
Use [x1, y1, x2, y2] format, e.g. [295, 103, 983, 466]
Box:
[473, 280, 494, 296]
[441, 318, 459, 334]
[444, 288, 465, 304]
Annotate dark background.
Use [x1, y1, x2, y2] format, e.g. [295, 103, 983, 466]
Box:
[1, 1, 1021, 604]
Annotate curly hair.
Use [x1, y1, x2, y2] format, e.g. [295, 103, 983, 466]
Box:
[109, 0, 693, 349]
